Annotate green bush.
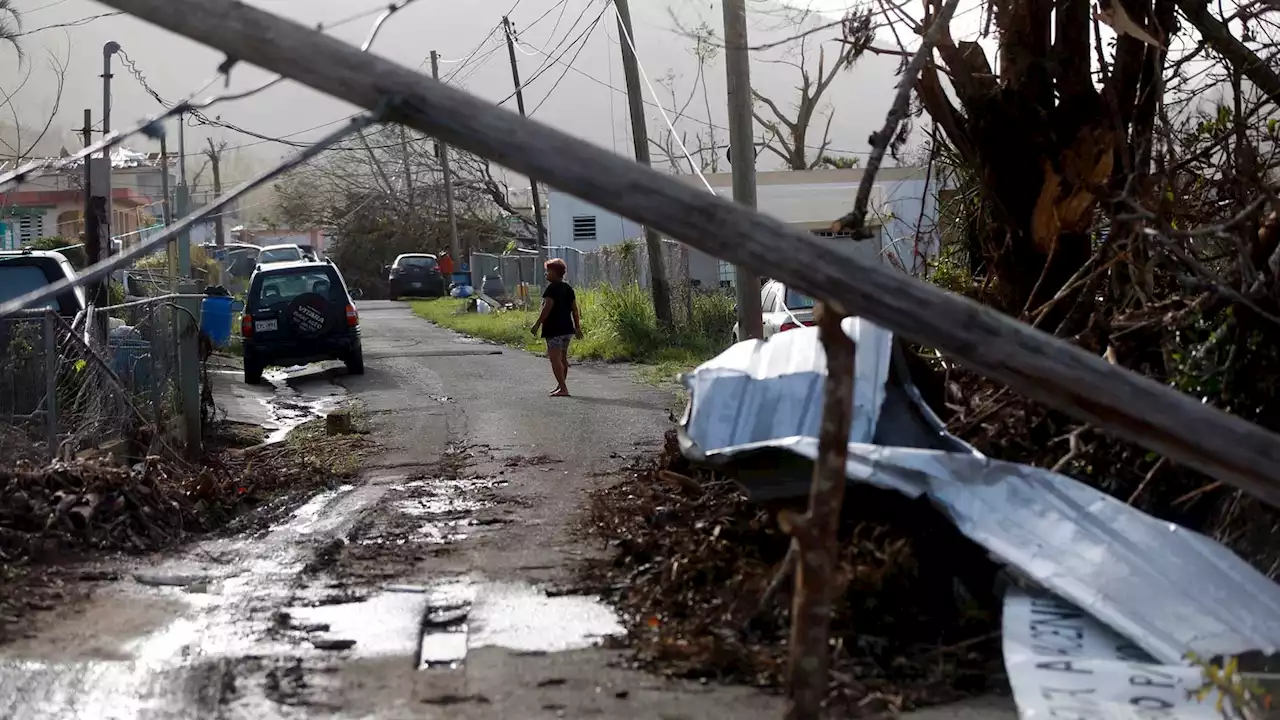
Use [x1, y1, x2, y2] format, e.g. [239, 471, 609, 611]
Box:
[412, 284, 735, 371]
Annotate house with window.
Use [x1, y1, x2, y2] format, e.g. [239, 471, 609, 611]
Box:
[544, 165, 941, 287]
[0, 147, 175, 249]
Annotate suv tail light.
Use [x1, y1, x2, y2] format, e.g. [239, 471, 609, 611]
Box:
[780, 320, 814, 332]
[346, 304, 359, 327]
[241, 313, 253, 338]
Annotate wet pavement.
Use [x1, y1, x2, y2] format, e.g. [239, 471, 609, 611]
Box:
[0, 301, 1015, 719]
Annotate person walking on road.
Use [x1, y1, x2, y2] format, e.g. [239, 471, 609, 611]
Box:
[530, 258, 582, 397]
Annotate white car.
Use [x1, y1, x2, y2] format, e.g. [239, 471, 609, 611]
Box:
[257, 243, 308, 265]
[731, 279, 816, 342]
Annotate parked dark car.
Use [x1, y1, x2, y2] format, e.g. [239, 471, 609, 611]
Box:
[0, 248, 86, 317]
[240, 259, 363, 384]
[387, 253, 445, 299]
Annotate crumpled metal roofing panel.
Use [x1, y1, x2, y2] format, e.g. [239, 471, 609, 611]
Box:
[679, 320, 1280, 664]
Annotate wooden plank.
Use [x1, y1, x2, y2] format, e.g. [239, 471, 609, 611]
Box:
[98, 0, 1280, 509]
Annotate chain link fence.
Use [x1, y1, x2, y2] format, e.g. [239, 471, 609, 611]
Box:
[0, 297, 197, 463]
[469, 240, 697, 323]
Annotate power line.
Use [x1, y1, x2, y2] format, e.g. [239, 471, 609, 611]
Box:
[529, 9, 607, 116]
[497, 0, 612, 107]
[516, 28, 875, 157]
[12, 11, 122, 37]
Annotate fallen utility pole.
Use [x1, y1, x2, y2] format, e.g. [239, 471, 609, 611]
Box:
[66, 0, 1280, 509]
[502, 16, 548, 268]
[612, 0, 674, 330]
[431, 50, 461, 259]
[721, 0, 764, 340]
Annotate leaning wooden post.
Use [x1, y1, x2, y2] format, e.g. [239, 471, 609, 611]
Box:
[780, 302, 855, 719]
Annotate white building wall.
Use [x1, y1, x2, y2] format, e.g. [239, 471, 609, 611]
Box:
[546, 191, 642, 252]
[543, 167, 943, 285]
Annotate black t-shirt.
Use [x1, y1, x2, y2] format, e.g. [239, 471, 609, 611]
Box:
[541, 281, 576, 338]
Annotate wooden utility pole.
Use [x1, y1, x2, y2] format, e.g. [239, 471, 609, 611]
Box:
[205, 138, 225, 285]
[612, 0, 674, 328]
[80, 109, 94, 256]
[176, 112, 191, 278]
[502, 16, 548, 267]
[431, 50, 462, 260]
[81, 108, 108, 341]
[722, 0, 764, 340]
[160, 130, 176, 291]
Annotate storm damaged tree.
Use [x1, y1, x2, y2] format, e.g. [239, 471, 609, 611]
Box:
[752, 7, 875, 171]
[911, 0, 1280, 330]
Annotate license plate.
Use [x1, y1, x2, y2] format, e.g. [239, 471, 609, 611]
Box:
[411, 282, 422, 288]
[254, 319, 278, 332]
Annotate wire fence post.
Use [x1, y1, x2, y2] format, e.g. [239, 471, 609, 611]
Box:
[176, 287, 202, 455]
[42, 310, 57, 458]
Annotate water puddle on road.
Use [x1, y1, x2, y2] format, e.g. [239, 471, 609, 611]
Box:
[417, 579, 623, 670]
[259, 367, 346, 444]
[285, 591, 429, 660]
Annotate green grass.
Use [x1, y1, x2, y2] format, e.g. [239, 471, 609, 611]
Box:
[411, 285, 734, 371]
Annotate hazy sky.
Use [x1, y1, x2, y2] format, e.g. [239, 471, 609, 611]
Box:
[1, 0, 943, 188]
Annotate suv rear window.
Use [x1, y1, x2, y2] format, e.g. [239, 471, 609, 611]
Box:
[0, 263, 58, 310]
[252, 269, 341, 309]
[398, 256, 437, 269]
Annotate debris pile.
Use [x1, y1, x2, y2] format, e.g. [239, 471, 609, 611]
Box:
[587, 431, 1005, 715]
[0, 423, 373, 564]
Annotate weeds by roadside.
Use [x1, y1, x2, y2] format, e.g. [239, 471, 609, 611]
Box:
[412, 285, 734, 367]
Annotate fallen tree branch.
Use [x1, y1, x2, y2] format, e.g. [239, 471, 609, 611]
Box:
[53, 0, 1280, 510]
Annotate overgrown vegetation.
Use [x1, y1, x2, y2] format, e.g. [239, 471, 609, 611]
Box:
[412, 284, 735, 366]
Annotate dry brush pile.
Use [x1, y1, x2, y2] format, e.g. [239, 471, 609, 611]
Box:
[586, 432, 1006, 716]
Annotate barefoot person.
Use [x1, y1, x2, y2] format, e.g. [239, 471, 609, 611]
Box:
[530, 258, 583, 397]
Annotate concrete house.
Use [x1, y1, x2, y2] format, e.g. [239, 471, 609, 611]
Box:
[545, 165, 941, 287]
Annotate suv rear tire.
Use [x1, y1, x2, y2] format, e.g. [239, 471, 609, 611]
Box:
[345, 346, 365, 376]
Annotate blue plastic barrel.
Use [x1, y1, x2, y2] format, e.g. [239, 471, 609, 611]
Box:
[201, 295, 235, 347]
[451, 271, 470, 286]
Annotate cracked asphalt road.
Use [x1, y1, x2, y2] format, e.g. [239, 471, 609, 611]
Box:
[0, 301, 1012, 720]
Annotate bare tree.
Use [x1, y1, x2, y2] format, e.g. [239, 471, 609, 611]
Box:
[648, 22, 725, 175]
[752, 7, 874, 170]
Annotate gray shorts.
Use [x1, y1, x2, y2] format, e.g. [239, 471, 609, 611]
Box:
[546, 334, 573, 350]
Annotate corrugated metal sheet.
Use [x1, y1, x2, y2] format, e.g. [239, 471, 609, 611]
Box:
[679, 320, 1280, 666]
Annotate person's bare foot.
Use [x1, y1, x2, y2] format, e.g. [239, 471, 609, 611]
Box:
[550, 388, 570, 397]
